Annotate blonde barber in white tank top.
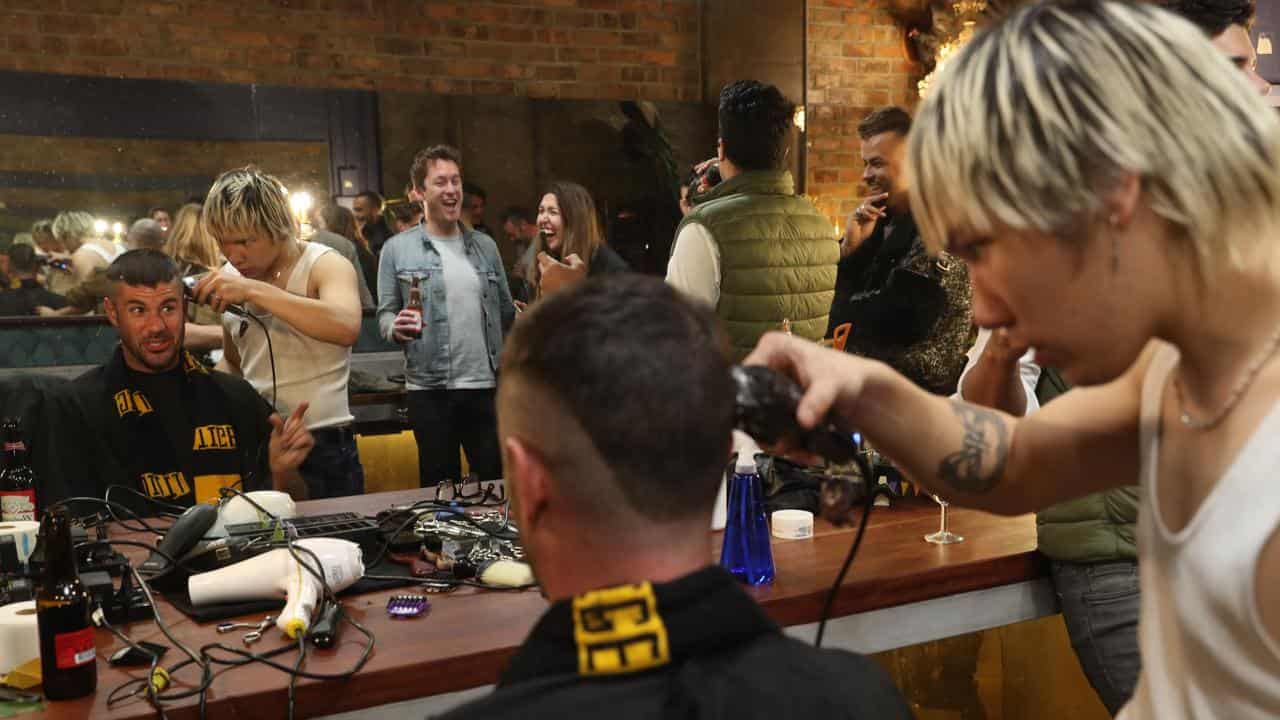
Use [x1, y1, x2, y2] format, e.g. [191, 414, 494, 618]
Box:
[744, 5, 1280, 718]
[193, 169, 363, 499]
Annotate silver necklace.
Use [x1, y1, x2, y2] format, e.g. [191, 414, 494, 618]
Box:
[1174, 322, 1280, 430]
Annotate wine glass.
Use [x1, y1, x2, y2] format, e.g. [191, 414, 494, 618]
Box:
[924, 495, 964, 544]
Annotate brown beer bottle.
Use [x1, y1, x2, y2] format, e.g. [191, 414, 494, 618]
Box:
[0, 418, 38, 522]
[406, 276, 424, 338]
[36, 508, 97, 700]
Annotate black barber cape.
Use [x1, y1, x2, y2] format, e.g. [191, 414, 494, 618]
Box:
[59, 348, 272, 507]
[437, 566, 912, 720]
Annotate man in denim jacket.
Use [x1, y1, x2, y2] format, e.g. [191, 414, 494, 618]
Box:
[377, 145, 515, 487]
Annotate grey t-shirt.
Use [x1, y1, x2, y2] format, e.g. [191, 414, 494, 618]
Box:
[427, 231, 494, 390]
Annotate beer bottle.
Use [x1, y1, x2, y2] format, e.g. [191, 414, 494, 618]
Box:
[0, 418, 37, 522]
[35, 508, 97, 700]
[405, 276, 424, 338]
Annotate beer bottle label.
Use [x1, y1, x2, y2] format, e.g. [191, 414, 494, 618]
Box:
[54, 627, 96, 669]
[0, 490, 36, 521]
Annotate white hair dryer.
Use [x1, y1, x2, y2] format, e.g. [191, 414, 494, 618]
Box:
[187, 538, 364, 638]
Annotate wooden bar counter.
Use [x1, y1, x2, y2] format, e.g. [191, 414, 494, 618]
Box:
[26, 489, 1045, 719]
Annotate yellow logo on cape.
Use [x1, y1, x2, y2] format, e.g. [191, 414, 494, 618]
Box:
[141, 472, 190, 500]
[114, 390, 153, 417]
[182, 352, 209, 375]
[192, 425, 237, 451]
[572, 582, 670, 677]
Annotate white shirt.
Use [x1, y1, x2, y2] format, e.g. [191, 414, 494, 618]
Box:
[665, 223, 721, 307]
[953, 328, 1041, 416]
[222, 243, 354, 430]
[1119, 344, 1280, 719]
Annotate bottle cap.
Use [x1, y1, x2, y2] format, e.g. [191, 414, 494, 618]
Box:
[771, 509, 814, 540]
[732, 429, 762, 474]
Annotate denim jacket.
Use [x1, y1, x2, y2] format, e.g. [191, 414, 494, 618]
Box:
[376, 223, 515, 388]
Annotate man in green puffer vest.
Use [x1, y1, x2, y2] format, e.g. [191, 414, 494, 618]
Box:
[960, 335, 1139, 715]
[666, 80, 838, 360]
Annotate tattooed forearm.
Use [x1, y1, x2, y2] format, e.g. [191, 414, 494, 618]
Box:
[937, 401, 1010, 494]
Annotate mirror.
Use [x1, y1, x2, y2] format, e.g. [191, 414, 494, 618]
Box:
[0, 70, 716, 368]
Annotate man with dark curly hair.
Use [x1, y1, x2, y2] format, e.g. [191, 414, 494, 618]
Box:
[665, 80, 837, 360]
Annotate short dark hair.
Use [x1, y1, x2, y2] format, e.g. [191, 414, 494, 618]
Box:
[858, 106, 913, 141]
[501, 274, 735, 523]
[1158, 0, 1255, 36]
[410, 145, 463, 191]
[463, 182, 486, 201]
[9, 244, 39, 274]
[355, 191, 384, 209]
[386, 200, 422, 224]
[148, 206, 170, 218]
[501, 205, 534, 225]
[105, 249, 180, 297]
[718, 80, 795, 171]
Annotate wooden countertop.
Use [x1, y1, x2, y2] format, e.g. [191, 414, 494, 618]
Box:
[30, 489, 1041, 719]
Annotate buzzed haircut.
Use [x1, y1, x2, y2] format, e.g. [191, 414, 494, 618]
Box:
[1157, 0, 1255, 36]
[858, 106, 913, 141]
[501, 274, 735, 523]
[356, 191, 384, 209]
[410, 145, 463, 192]
[127, 219, 166, 251]
[105, 249, 180, 298]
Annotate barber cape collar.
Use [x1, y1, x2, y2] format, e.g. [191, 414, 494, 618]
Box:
[102, 347, 245, 504]
[499, 566, 778, 685]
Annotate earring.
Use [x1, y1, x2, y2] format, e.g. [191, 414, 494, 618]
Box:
[1109, 214, 1121, 272]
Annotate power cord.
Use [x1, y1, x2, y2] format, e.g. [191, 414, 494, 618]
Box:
[813, 443, 878, 648]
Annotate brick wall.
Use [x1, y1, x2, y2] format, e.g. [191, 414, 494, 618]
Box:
[805, 0, 920, 231]
[0, 0, 700, 101]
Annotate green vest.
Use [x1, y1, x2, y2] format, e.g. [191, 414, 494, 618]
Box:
[675, 170, 838, 359]
[1033, 368, 1140, 563]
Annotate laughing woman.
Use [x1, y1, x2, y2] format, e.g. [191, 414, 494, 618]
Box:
[530, 181, 629, 299]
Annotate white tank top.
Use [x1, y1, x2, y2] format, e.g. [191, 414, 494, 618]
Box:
[222, 242, 354, 430]
[1119, 344, 1280, 719]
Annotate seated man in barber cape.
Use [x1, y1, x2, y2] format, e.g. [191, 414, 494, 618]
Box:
[45, 249, 311, 508]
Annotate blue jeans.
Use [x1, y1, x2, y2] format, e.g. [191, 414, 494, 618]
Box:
[1051, 559, 1141, 715]
[299, 426, 365, 499]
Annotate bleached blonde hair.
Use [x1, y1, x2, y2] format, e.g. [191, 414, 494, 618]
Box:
[51, 210, 95, 253]
[909, 0, 1280, 276]
[202, 168, 298, 246]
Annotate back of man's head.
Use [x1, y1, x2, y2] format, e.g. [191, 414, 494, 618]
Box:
[105, 249, 180, 300]
[858, 106, 913, 141]
[8, 244, 39, 275]
[718, 80, 795, 172]
[127, 219, 166, 251]
[1157, 0, 1255, 36]
[500, 275, 735, 529]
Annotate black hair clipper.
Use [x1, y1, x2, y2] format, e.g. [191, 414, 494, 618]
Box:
[731, 365, 860, 463]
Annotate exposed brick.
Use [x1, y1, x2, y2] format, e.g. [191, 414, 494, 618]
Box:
[534, 64, 576, 81]
[2, 0, 702, 105]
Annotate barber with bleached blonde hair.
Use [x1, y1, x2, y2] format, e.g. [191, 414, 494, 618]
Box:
[193, 168, 366, 499]
[749, 2, 1280, 718]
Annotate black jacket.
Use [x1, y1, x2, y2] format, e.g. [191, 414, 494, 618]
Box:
[0, 279, 68, 316]
[437, 566, 912, 720]
[827, 211, 940, 344]
[587, 244, 631, 277]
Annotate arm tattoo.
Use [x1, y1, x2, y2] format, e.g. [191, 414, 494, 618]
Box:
[937, 401, 1010, 494]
